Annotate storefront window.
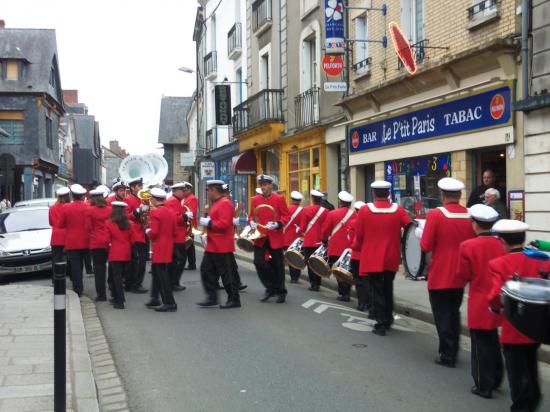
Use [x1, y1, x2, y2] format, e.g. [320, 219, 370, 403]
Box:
[288, 146, 322, 205]
[385, 153, 451, 218]
[260, 148, 280, 190]
[215, 159, 249, 219]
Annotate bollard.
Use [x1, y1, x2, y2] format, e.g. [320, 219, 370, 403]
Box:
[53, 261, 67, 412]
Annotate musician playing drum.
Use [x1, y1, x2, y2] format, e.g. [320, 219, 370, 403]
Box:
[352, 181, 411, 336]
[456, 204, 505, 399]
[349, 201, 370, 313]
[284, 191, 305, 283]
[298, 190, 329, 292]
[321, 191, 355, 302]
[420, 177, 475, 366]
[488, 220, 550, 412]
[250, 175, 290, 303]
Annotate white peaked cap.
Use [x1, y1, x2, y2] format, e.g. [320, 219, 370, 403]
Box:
[469, 204, 499, 222]
[338, 191, 353, 203]
[70, 184, 87, 195]
[290, 191, 303, 201]
[56, 187, 70, 196]
[492, 219, 530, 233]
[89, 189, 104, 196]
[438, 177, 465, 192]
[371, 180, 391, 189]
[111, 201, 128, 208]
[354, 201, 366, 210]
[310, 189, 324, 198]
[150, 187, 166, 199]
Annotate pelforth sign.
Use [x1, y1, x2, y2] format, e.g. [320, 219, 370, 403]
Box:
[324, 0, 345, 55]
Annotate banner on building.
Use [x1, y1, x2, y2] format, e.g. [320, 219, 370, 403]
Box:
[215, 85, 232, 126]
[324, 0, 345, 55]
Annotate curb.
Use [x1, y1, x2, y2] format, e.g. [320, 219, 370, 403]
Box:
[81, 297, 130, 412]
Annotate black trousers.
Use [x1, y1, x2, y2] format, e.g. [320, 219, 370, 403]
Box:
[183, 244, 196, 268]
[303, 247, 321, 287]
[470, 329, 504, 392]
[84, 250, 93, 274]
[329, 256, 351, 297]
[66, 249, 86, 297]
[253, 240, 287, 296]
[351, 259, 371, 310]
[151, 263, 175, 305]
[503, 344, 541, 412]
[429, 288, 464, 363]
[130, 242, 148, 288]
[110, 261, 127, 305]
[201, 252, 239, 303]
[90, 248, 108, 299]
[369, 271, 396, 329]
[230, 254, 242, 286]
[170, 243, 186, 286]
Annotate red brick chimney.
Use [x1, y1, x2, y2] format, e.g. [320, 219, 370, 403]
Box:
[63, 90, 79, 105]
[0, 20, 6, 29]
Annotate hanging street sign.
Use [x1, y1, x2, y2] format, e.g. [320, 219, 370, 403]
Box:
[324, 0, 345, 54]
[389, 22, 417, 75]
[324, 82, 347, 92]
[322, 54, 344, 77]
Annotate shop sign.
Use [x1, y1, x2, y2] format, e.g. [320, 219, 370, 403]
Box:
[180, 152, 194, 167]
[322, 55, 344, 76]
[324, 82, 347, 92]
[389, 22, 416, 75]
[324, 0, 345, 54]
[215, 85, 232, 126]
[385, 153, 452, 181]
[350, 85, 512, 153]
[509, 190, 524, 222]
[200, 161, 215, 180]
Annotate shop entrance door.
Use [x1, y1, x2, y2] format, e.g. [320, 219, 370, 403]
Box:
[472, 147, 507, 194]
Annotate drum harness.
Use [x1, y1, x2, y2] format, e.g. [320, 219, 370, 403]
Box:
[329, 209, 355, 241]
[305, 207, 326, 237]
[283, 206, 303, 233]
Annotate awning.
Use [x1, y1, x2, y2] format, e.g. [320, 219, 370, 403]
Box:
[231, 150, 256, 175]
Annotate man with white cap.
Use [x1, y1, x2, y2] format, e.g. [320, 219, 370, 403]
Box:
[298, 189, 329, 292]
[456, 204, 505, 399]
[107, 180, 127, 206]
[49, 187, 71, 271]
[349, 201, 370, 312]
[125, 177, 148, 294]
[283, 191, 305, 283]
[488, 219, 549, 411]
[420, 177, 475, 366]
[59, 184, 90, 297]
[322, 191, 355, 301]
[181, 182, 198, 270]
[352, 181, 411, 336]
[250, 174, 290, 303]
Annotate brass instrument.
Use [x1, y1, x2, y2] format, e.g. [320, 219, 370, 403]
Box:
[237, 204, 277, 253]
[137, 188, 152, 226]
[183, 204, 196, 249]
[234, 202, 240, 241]
[199, 203, 209, 247]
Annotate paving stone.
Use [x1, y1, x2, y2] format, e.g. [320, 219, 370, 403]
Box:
[0, 395, 53, 411]
[98, 386, 124, 397]
[0, 383, 53, 399]
[0, 365, 33, 376]
[96, 377, 121, 390]
[97, 371, 118, 380]
[4, 373, 53, 386]
[102, 402, 129, 411]
[74, 372, 97, 399]
[76, 398, 100, 412]
[11, 356, 52, 365]
[101, 392, 126, 405]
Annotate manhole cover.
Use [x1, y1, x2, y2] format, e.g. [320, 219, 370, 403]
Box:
[352, 343, 368, 348]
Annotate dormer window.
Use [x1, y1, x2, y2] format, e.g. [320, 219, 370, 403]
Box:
[0, 60, 24, 81]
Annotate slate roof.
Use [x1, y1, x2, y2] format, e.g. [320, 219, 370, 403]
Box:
[72, 115, 96, 150]
[158, 96, 193, 144]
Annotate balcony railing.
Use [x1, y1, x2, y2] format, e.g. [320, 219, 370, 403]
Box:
[467, 0, 498, 20]
[294, 87, 320, 130]
[353, 57, 372, 74]
[232, 89, 284, 135]
[252, 0, 272, 33]
[397, 39, 428, 70]
[227, 23, 242, 59]
[204, 51, 217, 79]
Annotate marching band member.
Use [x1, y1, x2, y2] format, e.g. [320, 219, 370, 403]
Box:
[321, 191, 355, 301]
[49, 187, 70, 267]
[87, 188, 112, 302]
[165, 183, 188, 291]
[488, 220, 549, 411]
[59, 184, 90, 297]
[420, 177, 475, 366]
[283, 191, 305, 283]
[225, 184, 247, 291]
[125, 177, 148, 294]
[352, 181, 411, 336]
[145, 188, 178, 312]
[105, 201, 135, 309]
[107, 180, 127, 206]
[181, 182, 198, 270]
[349, 201, 370, 313]
[197, 180, 241, 309]
[456, 204, 505, 399]
[298, 190, 328, 292]
[250, 175, 290, 303]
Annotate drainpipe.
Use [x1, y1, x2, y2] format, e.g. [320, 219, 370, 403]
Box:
[521, 0, 530, 100]
[278, 0, 283, 90]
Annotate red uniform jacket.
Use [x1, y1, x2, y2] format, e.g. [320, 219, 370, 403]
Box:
[456, 234, 506, 330]
[49, 203, 66, 246]
[352, 201, 411, 275]
[87, 205, 112, 249]
[283, 204, 304, 247]
[106, 194, 115, 205]
[349, 222, 360, 261]
[250, 193, 290, 250]
[299, 204, 329, 248]
[148, 205, 177, 264]
[183, 193, 199, 228]
[206, 196, 235, 254]
[322, 207, 356, 257]
[488, 252, 550, 344]
[105, 221, 135, 262]
[124, 194, 146, 244]
[59, 201, 90, 250]
[420, 203, 475, 290]
[165, 196, 187, 244]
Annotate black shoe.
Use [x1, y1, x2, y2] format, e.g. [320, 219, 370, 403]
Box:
[238, 284, 248, 291]
[173, 285, 186, 292]
[260, 291, 274, 302]
[219, 301, 241, 309]
[109, 298, 116, 305]
[434, 356, 456, 368]
[372, 324, 387, 336]
[197, 300, 218, 307]
[113, 303, 124, 310]
[308, 285, 320, 292]
[155, 304, 177, 312]
[471, 386, 492, 399]
[337, 295, 350, 302]
[290, 279, 299, 284]
[275, 294, 286, 304]
[187, 265, 197, 270]
[129, 286, 148, 294]
[356, 304, 366, 312]
[94, 297, 107, 302]
[145, 300, 161, 308]
[367, 311, 375, 320]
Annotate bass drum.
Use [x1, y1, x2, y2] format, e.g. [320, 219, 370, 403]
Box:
[308, 244, 331, 278]
[332, 248, 355, 285]
[401, 219, 430, 280]
[285, 238, 306, 270]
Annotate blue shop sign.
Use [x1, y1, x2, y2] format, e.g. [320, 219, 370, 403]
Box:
[349, 85, 512, 153]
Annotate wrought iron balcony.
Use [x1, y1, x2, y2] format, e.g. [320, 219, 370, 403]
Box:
[353, 57, 372, 75]
[204, 51, 217, 80]
[232, 89, 284, 135]
[397, 39, 428, 70]
[294, 87, 320, 130]
[252, 0, 272, 34]
[227, 23, 242, 59]
[467, 0, 498, 20]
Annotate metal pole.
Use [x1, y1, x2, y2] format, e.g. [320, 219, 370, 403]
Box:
[53, 261, 66, 412]
[521, 0, 530, 100]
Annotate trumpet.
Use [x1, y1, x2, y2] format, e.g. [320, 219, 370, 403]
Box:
[137, 188, 153, 226]
[183, 205, 196, 249]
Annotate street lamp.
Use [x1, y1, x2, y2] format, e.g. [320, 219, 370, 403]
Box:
[178, 66, 195, 74]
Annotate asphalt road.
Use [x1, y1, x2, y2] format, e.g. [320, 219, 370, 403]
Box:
[8, 255, 550, 412]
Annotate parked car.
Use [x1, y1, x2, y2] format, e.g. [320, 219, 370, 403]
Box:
[13, 198, 57, 208]
[0, 206, 53, 277]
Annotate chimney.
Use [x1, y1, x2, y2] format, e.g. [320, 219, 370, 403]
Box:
[62, 90, 79, 105]
[0, 20, 6, 29]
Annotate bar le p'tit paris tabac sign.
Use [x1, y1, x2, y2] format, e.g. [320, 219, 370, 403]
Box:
[349, 85, 512, 153]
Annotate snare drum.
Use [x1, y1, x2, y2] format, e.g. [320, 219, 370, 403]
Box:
[285, 238, 306, 270]
[308, 244, 331, 278]
[401, 219, 430, 280]
[332, 248, 355, 285]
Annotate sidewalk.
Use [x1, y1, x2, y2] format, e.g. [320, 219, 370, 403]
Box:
[0, 285, 99, 412]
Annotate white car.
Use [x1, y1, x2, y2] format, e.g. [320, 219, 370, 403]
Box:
[13, 198, 57, 208]
[0, 206, 53, 277]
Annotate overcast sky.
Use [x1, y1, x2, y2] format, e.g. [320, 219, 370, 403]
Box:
[2, 0, 198, 155]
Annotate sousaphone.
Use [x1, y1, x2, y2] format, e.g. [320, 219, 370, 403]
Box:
[237, 204, 278, 253]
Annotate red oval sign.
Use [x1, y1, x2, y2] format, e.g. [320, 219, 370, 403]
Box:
[351, 131, 360, 149]
[322, 55, 344, 77]
[389, 22, 416, 75]
[490, 94, 505, 120]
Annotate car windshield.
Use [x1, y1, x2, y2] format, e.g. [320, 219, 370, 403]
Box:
[0, 209, 51, 234]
